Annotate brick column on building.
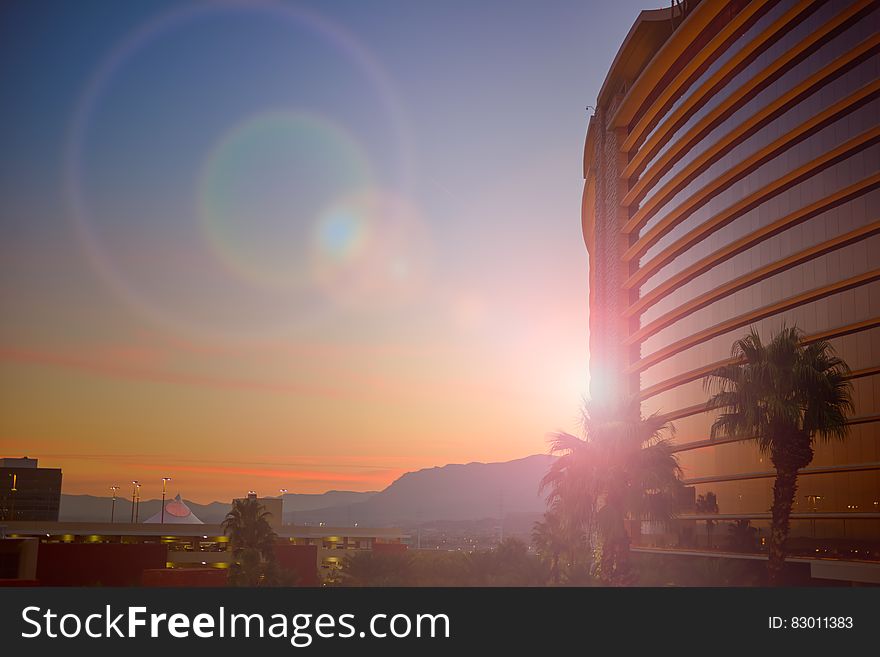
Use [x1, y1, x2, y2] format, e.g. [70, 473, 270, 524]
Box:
[586, 99, 637, 405]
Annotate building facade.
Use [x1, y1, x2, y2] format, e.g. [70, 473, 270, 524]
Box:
[583, 0, 879, 567]
[0, 458, 62, 522]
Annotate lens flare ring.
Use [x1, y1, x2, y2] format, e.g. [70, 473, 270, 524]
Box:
[310, 190, 431, 309]
[64, 0, 416, 342]
[196, 109, 374, 291]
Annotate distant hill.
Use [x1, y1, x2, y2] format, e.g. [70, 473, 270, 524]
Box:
[58, 454, 555, 526]
[291, 454, 555, 526]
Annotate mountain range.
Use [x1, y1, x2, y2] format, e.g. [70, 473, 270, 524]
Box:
[59, 454, 555, 526]
[59, 490, 375, 525]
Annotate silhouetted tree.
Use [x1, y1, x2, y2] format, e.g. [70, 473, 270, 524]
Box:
[408, 550, 471, 586]
[695, 492, 719, 548]
[531, 512, 568, 584]
[542, 397, 683, 585]
[466, 538, 547, 586]
[223, 497, 279, 586]
[340, 542, 546, 587]
[727, 519, 758, 553]
[705, 326, 852, 584]
[340, 551, 414, 586]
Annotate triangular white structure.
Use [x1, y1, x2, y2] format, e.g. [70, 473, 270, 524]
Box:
[143, 493, 203, 524]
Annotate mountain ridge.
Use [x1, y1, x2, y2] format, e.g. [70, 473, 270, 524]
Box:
[58, 454, 556, 525]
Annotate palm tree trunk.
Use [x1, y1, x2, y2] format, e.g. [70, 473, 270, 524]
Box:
[768, 467, 798, 585]
[596, 514, 632, 585]
[605, 532, 632, 585]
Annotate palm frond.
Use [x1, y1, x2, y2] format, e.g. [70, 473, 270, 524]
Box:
[703, 326, 853, 456]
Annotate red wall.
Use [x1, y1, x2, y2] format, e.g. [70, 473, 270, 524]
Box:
[273, 544, 319, 586]
[36, 543, 167, 586]
[373, 542, 407, 554]
[0, 579, 39, 587]
[142, 568, 228, 587]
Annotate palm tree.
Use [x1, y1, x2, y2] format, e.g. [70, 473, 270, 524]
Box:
[705, 326, 852, 584]
[695, 492, 719, 548]
[541, 397, 683, 584]
[222, 497, 279, 586]
[531, 511, 569, 584]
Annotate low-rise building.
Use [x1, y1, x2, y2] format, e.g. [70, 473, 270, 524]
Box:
[0, 520, 407, 586]
[0, 457, 62, 521]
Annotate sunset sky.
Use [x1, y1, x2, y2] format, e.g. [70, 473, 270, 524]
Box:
[0, 0, 650, 503]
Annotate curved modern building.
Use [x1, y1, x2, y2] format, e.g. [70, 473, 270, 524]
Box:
[583, 0, 879, 571]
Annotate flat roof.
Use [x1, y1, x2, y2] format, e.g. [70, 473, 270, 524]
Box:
[595, 4, 684, 112]
[1, 520, 406, 539]
[584, 0, 711, 180]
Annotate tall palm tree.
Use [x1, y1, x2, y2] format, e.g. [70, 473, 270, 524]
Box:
[705, 326, 852, 584]
[541, 397, 683, 584]
[223, 497, 279, 586]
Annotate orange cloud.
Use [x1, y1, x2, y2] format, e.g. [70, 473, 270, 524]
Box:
[0, 346, 351, 399]
[131, 461, 401, 484]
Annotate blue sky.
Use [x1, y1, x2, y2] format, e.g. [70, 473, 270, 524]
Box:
[0, 0, 656, 500]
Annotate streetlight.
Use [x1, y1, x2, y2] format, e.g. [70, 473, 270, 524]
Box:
[279, 488, 288, 526]
[9, 473, 17, 521]
[805, 494, 823, 538]
[161, 477, 172, 524]
[109, 486, 120, 523]
[130, 481, 141, 523]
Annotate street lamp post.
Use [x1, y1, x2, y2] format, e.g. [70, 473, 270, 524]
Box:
[9, 474, 17, 521]
[161, 477, 172, 524]
[805, 494, 823, 538]
[130, 481, 138, 523]
[110, 485, 120, 523]
[279, 488, 288, 526]
[131, 481, 141, 523]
